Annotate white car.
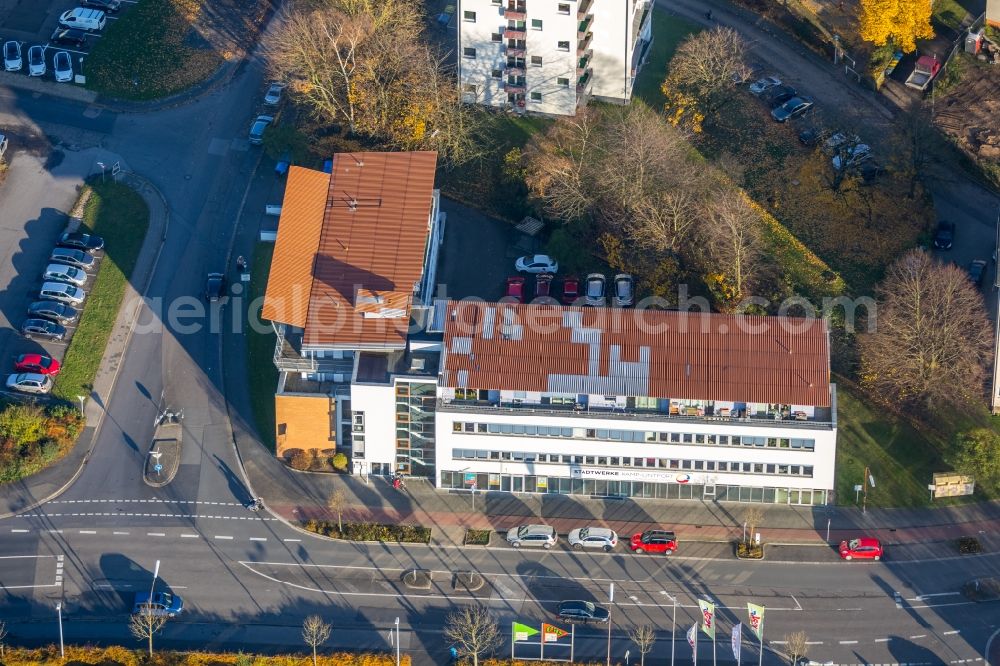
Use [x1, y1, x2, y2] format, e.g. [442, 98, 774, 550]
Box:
[248, 115, 273, 145]
[568, 527, 618, 551]
[832, 144, 872, 170]
[40, 281, 86, 305]
[506, 524, 557, 548]
[263, 82, 285, 105]
[3, 41, 22, 72]
[514, 254, 559, 274]
[53, 51, 73, 83]
[749, 76, 782, 94]
[6, 373, 53, 395]
[43, 263, 88, 287]
[27, 45, 45, 77]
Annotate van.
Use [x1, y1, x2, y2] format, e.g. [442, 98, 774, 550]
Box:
[40, 281, 86, 305]
[43, 264, 88, 287]
[58, 8, 106, 32]
[50, 247, 96, 271]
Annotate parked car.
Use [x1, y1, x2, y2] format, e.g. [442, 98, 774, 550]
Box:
[766, 85, 797, 108]
[838, 537, 883, 561]
[28, 300, 79, 324]
[43, 263, 88, 287]
[6, 373, 53, 395]
[515, 254, 559, 274]
[771, 96, 813, 122]
[14, 353, 61, 376]
[39, 282, 86, 305]
[205, 272, 226, 302]
[932, 221, 955, 250]
[3, 41, 22, 72]
[133, 592, 184, 617]
[561, 276, 580, 305]
[58, 8, 107, 31]
[50, 28, 87, 48]
[248, 115, 273, 145]
[59, 231, 104, 253]
[27, 46, 45, 77]
[506, 524, 557, 549]
[612, 273, 634, 307]
[557, 600, 610, 624]
[53, 51, 73, 83]
[21, 318, 67, 341]
[749, 76, 782, 95]
[832, 144, 872, 170]
[50, 247, 96, 271]
[584, 273, 606, 307]
[263, 82, 286, 106]
[968, 259, 988, 286]
[81, 0, 121, 12]
[567, 527, 618, 551]
[504, 276, 526, 303]
[534, 273, 553, 301]
[629, 529, 678, 554]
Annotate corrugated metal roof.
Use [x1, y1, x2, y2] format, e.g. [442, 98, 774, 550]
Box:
[262, 152, 438, 348]
[261, 166, 330, 327]
[441, 302, 831, 406]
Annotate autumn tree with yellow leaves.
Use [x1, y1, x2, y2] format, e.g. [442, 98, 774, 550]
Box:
[858, 0, 934, 53]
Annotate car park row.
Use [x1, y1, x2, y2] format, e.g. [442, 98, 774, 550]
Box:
[509, 255, 634, 307]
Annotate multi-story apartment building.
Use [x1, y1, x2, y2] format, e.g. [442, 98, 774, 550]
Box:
[458, 0, 654, 116]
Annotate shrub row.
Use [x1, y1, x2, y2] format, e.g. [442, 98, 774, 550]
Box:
[0, 645, 405, 666]
[288, 450, 348, 472]
[301, 520, 431, 543]
[464, 529, 492, 546]
[0, 403, 84, 484]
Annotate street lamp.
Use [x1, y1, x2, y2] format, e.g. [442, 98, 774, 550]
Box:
[663, 592, 678, 666]
[76, 394, 86, 416]
[394, 617, 400, 666]
[625, 649, 630, 666]
[606, 583, 614, 666]
[149, 559, 160, 606]
[55, 602, 64, 658]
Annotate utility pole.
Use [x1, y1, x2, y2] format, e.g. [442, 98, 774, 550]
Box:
[394, 617, 400, 666]
[607, 583, 614, 666]
[55, 602, 64, 659]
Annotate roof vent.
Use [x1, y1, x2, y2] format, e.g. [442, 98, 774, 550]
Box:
[411, 358, 426, 371]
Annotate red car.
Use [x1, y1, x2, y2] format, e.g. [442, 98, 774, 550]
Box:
[14, 353, 61, 376]
[561, 277, 580, 305]
[504, 276, 526, 303]
[839, 537, 883, 561]
[630, 529, 677, 554]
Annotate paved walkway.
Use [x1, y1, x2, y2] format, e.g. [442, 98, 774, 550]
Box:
[0, 170, 169, 517]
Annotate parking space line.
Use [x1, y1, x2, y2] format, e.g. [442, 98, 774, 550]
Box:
[214, 535, 234, 540]
[11, 529, 29, 533]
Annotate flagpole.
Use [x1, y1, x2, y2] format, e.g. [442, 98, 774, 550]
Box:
[713, 631, 717, 666]
[758, 615, 765, 666]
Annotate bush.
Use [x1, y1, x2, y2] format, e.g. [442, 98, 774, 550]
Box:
[0, 646, 406, 666]
[958, 536, 983, 554]
[464, 529, 492, 546]
[331, 452, 349, 471]
[736, 541, 764, 559]
[287, 450, 310, 471]
[300, 520, 431, 543]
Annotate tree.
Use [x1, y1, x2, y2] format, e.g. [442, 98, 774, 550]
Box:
[302, 615, 332, 666]
[859, 0, 933, 53]
[0, 619, 7, 658]
[785, 630, 809, 665]
[331, 452, 349, 471]
[661, 27, 753, 131]
[443, 605, 501, 666]
[702, 190, 763, 308]
[950, 429, 1000, 493]
[628, 625, 656, 666]
[129, 608, 168, 658]
[327, 488, 348, 532]
[859, 249, 992, 408]
[743, 506, 764, 545]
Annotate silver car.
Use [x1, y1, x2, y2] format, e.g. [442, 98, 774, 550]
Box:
[43, 263, 88, 287]
[27, 45, 45, 77]
[6, 373, 53, 395]
[506, 524, 557, 549]
[568, 527, 618, 551]
[3, 41, 22, 71]
[53, 50, 72, 83]
[585, 273, 606, 307]
[248, 115, 273, 145]
[612, 273, 633, 307]
[264, 82, 285, 105]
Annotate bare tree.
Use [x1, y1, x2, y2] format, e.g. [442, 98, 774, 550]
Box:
[129, 608, 168, 658]
[327, 489, 348, 533]
[443, 605, 502, 666]
[524, 107, 601, 223]
[785, 630, 809, 665]
[0, 619, 7, 658]
[702, 190, 762, 307]
[743, 506, 764, 545]
[860, 249, 992, 408]
[302, 615, 332, 666]
[628, 625, 657, 666]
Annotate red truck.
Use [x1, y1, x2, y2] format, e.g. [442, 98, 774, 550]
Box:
[905, 55, 941, 91]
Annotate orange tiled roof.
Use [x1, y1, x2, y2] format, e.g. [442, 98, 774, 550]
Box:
[262, 152, 438, 348]
[441, 302, 832, 406]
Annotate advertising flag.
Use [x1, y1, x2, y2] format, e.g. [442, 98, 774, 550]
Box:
[698, 599, 716, 639]
[731, 623, 743, 662]
[541, 623, 568, 642]
[746, 604, 765, 640]
[687, 623, 698, 663]
[512, 622, 538, 642]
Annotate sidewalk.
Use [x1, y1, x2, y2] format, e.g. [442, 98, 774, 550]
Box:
[0, 170, 169, 517]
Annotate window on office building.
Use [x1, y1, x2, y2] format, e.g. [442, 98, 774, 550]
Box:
[531, 18, 543, 30]
[464, 10, 476, 21]
[558, 3, 571, 13]
[531, 55, 543, 66]
[492, 32, 502, 42]
[530, 91, 542, 101]
[463, 47, 476, 58]
[557, 41, 570, 51]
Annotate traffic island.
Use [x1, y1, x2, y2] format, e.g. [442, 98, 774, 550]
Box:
[963, 577, 1000, 602]
[957, 536, 983, 554]
[464, 529, 492, 547]
[300, 520, 431, 544]
[402, 569, 432, 590]
[452, 571, 485, 593]
[735, 541, 765, 560]
[143, 410, 183, 487]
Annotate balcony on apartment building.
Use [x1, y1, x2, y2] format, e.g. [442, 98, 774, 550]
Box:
[578, 0, 594, 19]
[505, 44, 527, 58]
[576, 69, 593, 95]
[272, 327, 355, 375]
[278, 371, 351, 397]
[504, 1, 526, 20]
[355, 349, 441, 385]
[577, 51, 592, 77]
[506, 65, 526, 77]
[505, 82, 527, 94]
[505, 27, 527, 40]
[578, 14, 592, 35]
[577, 32, 593, 57]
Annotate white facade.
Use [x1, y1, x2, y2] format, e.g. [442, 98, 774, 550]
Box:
[458, 0, 653, 116]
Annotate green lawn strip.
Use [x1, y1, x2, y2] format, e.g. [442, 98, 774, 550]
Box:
[84, 0, 223, 100]
[932, 0, 970, 31]
[53, 181, 149, 402]
[245, 242, 278, 452]
[633, 9, 700, 108]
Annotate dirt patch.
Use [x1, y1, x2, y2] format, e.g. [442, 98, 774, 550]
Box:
[935, 52, 1000, 164]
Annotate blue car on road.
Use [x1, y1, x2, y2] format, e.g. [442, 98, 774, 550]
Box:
[133, 592, 184, 617]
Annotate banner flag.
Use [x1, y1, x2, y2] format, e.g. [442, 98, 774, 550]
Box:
[698, 599, 716, 639]
[747, 604, 766, 640]
[512, 622, 538, 642]
[687, 623, 698, 663]
[541, 623, 568, 642]
[732, 623, 742, 662]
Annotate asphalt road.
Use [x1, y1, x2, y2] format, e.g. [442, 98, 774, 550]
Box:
[0, 5, 998, 665]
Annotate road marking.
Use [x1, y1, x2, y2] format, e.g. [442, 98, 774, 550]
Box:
[11, 529, 28, 533]
[804, 641, 823, 645]
[839, 640, 858, 645]
[283, 538, 301, 542]
[249, 537, 267, 542]
[79, 530, 96, 534]
[910, 592, 960, 601]
[215, 535, 234, 540]
[790, 594, 802, 610]
[770, 641, 787, 645]
[943, 630, 960, 635]
[180, 534, 199, 538]
[147, 532, 166, 537]
[910, 634, 927, 639]
[0, 555, 55, 559]
[113, 531, 130, 535]
[875, 638, 891, 643]
[48, 529, 62, 533]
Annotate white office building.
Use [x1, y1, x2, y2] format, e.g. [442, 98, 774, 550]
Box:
[458, 0, 654, 116]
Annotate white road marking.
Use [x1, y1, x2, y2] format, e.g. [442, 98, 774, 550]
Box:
[11, 529, 28, 533]
[283, 538, 301, 542]
[147, 532, 166, 537]
[249, 537, 267, 542]
[113, 531, 130, 535]
[180, 534, 199, 538]
[875, 638, 891, 643]
[79, 530, 96, 534]
[805, 641, 823, 645]
[0, 555, 54, 559]
[770, 641, 787, 645]
[839, 640, 858, 645]
[47, 529, 62, 533]
[910, 634, 927, 639]
[909, 592, 960, 601]
[943, 630, 960, 635]
[214, 535, 234, 540]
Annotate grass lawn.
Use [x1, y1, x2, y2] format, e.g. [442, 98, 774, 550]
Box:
[932, 0, 970, 31]
[85, 0, 224, 100]
[53, 181, 149, 402]
[245, 242, 278, 452]
[633, 9, 700, 109]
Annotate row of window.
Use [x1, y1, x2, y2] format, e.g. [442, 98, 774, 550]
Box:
[450, 448, 815, 478]
[450, 421, 816, 451]
[466, 8, 575, 24]
[464, 48, 571, 63]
